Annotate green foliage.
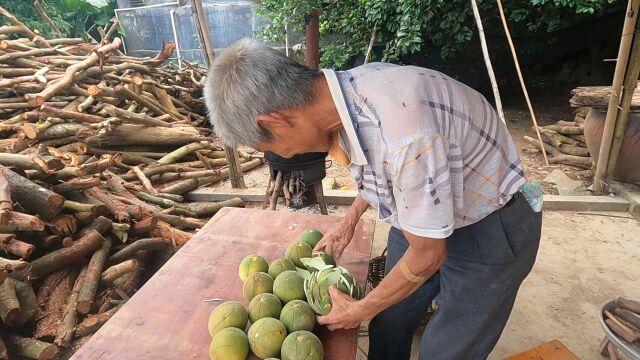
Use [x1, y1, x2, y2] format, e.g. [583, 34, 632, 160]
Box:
[257, 0, 622, 69]
[0, 0, 116, 39]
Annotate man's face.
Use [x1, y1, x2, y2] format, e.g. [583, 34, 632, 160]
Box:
[255, 111, 331, 158]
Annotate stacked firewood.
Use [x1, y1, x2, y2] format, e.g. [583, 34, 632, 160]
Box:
[523, 109, 592, 170]
[0, 7, 263, 360]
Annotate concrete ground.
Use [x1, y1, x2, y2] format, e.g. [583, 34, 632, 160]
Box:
[354, 210, 640, 359]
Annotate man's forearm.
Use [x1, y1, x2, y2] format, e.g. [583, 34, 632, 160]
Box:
[357, 231, 446, 319]
[344, 195, 369, 227]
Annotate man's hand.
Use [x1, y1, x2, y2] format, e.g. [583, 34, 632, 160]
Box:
[314, 221, 355, 259]
[314, 195, 369, 259]
[317, 286, 370, 330]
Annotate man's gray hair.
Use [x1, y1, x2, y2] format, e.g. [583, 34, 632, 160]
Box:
[204, 39, 320, 146]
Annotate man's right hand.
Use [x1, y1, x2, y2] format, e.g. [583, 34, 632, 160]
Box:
[314, 220, 356, 259]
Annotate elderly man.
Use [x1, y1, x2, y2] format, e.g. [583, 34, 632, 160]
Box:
[205, 39, 542, 359]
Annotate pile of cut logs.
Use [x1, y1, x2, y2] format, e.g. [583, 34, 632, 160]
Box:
[0, 7, 263, 359]
[523, 108, 592, 170]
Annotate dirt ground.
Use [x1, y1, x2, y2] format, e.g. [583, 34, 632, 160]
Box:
[351, 210, 640, 359]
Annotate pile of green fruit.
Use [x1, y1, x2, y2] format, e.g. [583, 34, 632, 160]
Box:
[207, 228, 362, 360]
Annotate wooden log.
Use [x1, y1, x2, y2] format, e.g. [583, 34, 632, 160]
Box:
[133, 191, 177, 208]
[19, 228, 107, 281]
[150, 169, 222, 184]
[76, 237, 111, 315]
[614, 307, 640, 330]
[14, 279, 39, 325]
[53, 177, 100, 194]
[0, 277, 20, 325]
[55, 265, 86, 347]
[35, 267, 78, 341]
[62, 201, 107, 219]
[152, 212, 206, 230]
[132, 166, 157, 194]
[106, 238, 169, 267]
[616, 297, 640, 315]
[103, 105, 171, 127]
[84, 187, 132, 222]
[0, 257, 27, 271]
[0, 167, 64, 220]
[605, 318, 638, 343]
[100, 259, 138, 284]
[0, 153, 64, 173]
[0, 138, 28, 153]
[0, 211, 46, 232]
[3, 333, 57, 360]
[39, 105, 104, 124]
[539, 128, 582, 147]
[0, 237, 34, 258]
[185, 198, 245, 216]
[26, 38, 121, 105]
[75, 215, 113, 239]
[30, 123, 88, 141]
[523, 135, 593, 169]
[0, 171, 10, 223]
[150, 220, 192, 246]
[156, 141, 211, 165]
[542, 124, 584, 135]
[48, 215, 78, 236]
[162, 158, 263, 194]
[85, 123, 204, 147]
[570, 86, 640, 108]
[51, 154, 119, 182]
[558, 144, 590, 157]
[74, 305, 121, 337]
[130, 217, 158, 236]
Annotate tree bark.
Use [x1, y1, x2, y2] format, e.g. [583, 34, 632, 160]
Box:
[84, 187, 133, 222]
[0, 167, 64, 220]
[0, 153, 64, 173]
[150, 220, 192, 246]
[38, 104, 104, 124]
[131, 166, 156, 194]
[30, 123, 88, 141]
[76, 237, 111, 315]
[103, 105, 171, 127]
[53, 177, 100, 194]
[85, 123, 204, 147]
[156, 141, 211, 165]
[152, 212, 206, 230]
[0, 237, 34, 258]
[0, 257, 28, 271]
[0, 172, 10, 223]
[542, 124, 584, 135]
[0, 211, 46, 232]
[570, 86, 640, 108]
[130, 217, 158, 236]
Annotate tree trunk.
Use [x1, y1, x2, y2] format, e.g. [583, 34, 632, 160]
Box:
[185, 198, 245, 216]
[570, 86, 640, 108]
[53, 177, 100, 194]
[3, 333, 58, 360]
[0, 153, 64, 173]
[35, 267, 78, 341]
[84, 123, 204, 147]
[0, 167, 64, 220]
[14, 279, 39, 325]
[0, 277, 21, 325]
[0, 211, 46, 232]
[54, 265, 86, 347]
[100, 259, 138, 284]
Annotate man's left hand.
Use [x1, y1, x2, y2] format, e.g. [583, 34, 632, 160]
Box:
[316, 286, 370, 331]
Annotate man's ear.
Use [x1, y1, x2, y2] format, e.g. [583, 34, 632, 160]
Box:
[256, 112, 291, 131]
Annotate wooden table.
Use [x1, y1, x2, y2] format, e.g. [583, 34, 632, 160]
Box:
[71, 208, 374, 360]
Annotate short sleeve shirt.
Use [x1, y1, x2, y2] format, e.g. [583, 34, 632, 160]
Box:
[322, 63, 526, 239]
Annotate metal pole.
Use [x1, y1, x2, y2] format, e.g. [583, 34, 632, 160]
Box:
[594, 0, 639, 193]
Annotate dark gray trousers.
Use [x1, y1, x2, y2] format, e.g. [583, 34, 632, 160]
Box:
[368, 193, 542, 360]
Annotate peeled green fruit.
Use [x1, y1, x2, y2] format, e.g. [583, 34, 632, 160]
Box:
[273, 270, 305, 304]
[281, 330, 324, 360]
[208, 301, 249, 336]
[243, 272, 274, 302]
[280, 300, 316, 333]
[248, 293, 282, 323]
[299, 229, 323, 248]
[284, 242, 312, 268]
[304, 265, 362, 315]
[268, 258, 296, 279]
[300, 252, 336, 273]
[239, 255, 269, 282]
[209, 327, 249, 360]
[247, 318, 287, 359]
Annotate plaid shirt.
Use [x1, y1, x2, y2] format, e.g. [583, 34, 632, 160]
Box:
[322, 63, 526, 239]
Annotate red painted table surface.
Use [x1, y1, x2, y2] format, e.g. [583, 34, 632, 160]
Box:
[71, 207, 374, 360]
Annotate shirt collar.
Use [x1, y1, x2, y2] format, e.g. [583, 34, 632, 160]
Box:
[321, 69, 368, 166]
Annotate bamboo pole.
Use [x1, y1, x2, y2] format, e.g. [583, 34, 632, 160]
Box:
[191, 0, 245, 188]
[594, 0, 640, 192]
[471, 0, 505, 124]
[496, 0, 549, 166]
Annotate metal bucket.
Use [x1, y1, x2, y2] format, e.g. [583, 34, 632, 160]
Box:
[599, 299, 640, 359]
